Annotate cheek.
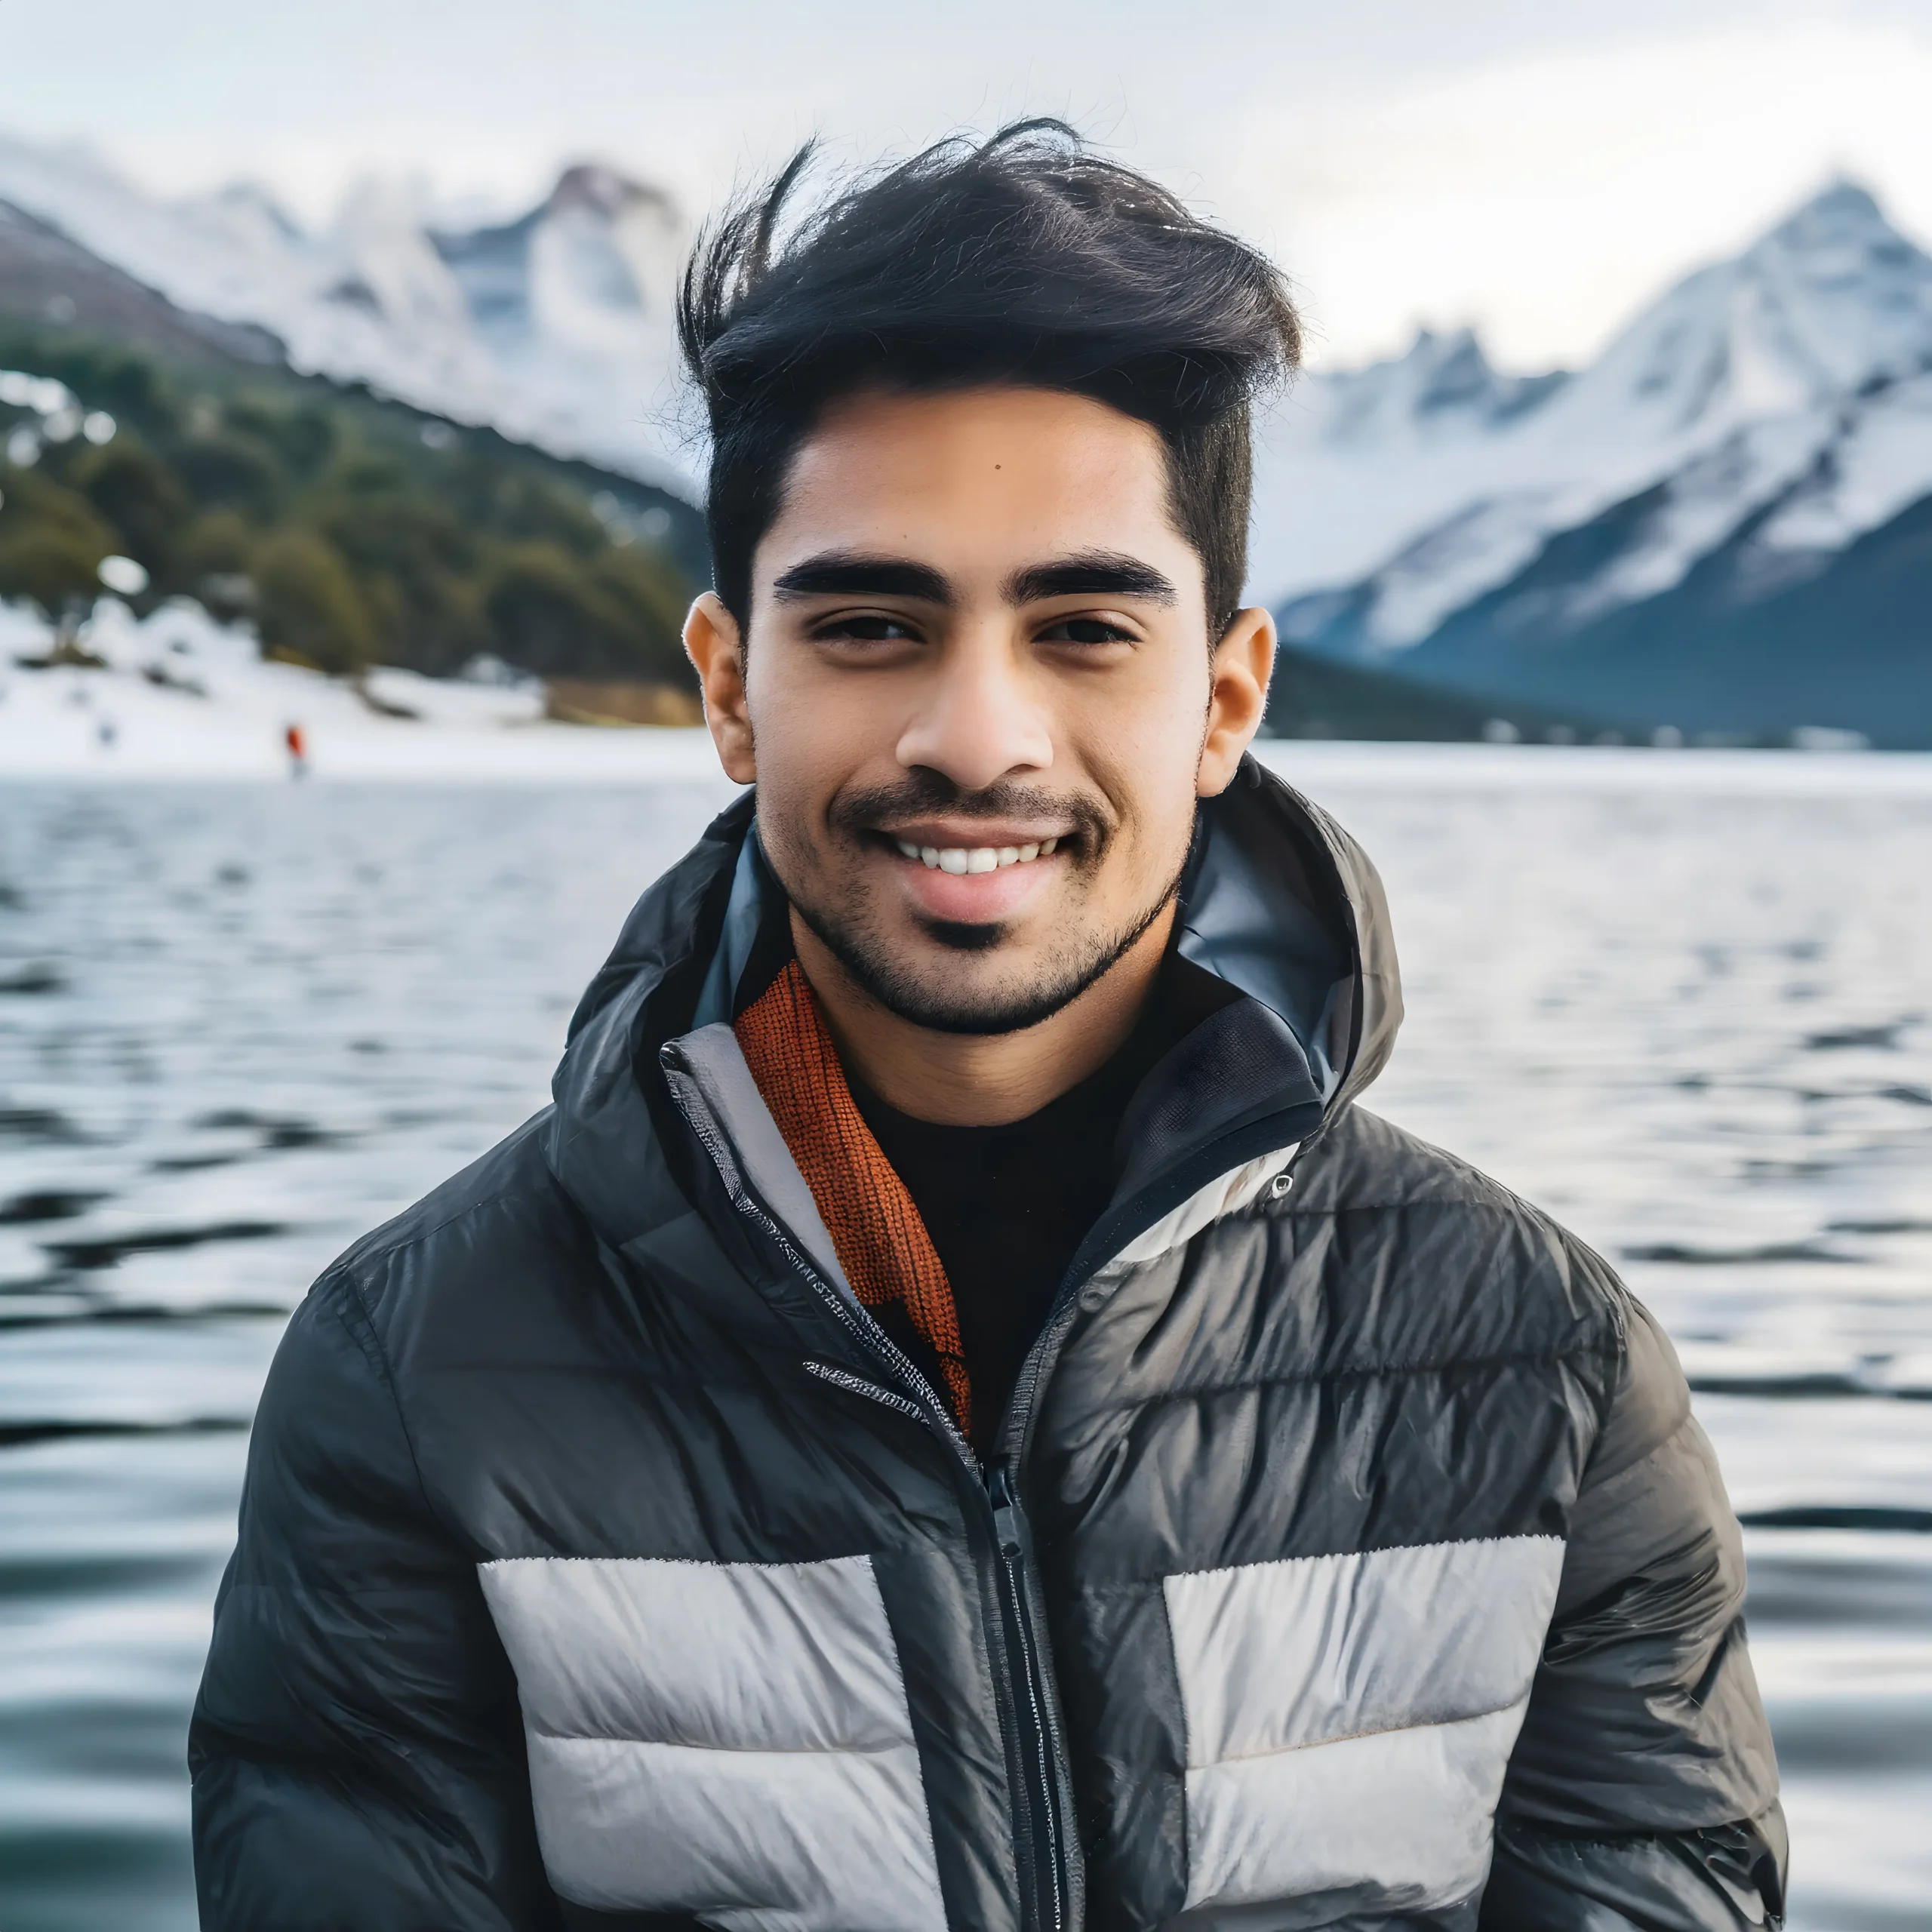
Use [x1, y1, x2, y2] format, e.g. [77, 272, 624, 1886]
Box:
[1078, 672, 1211, 853]
[743, 663, 887, 871]
[747, 647, 891, 777]
[744, 660, 822, 801]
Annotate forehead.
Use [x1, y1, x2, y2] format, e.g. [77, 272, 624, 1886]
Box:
[764, 384, 1189, 573]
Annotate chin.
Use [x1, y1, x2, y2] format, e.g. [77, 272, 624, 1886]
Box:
[855, 954, 1103, 1038]
[918, 917, 1010, 955]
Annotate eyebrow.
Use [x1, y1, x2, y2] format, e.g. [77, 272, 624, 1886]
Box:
[770, 553, 953, 604]
[1004, 552, 1179, 606]
[770, 547, 1180, 610]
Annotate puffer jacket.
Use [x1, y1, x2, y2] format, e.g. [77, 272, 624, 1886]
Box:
[189, 757, 1787, 1932]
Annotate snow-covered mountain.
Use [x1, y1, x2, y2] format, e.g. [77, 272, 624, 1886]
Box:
[0, 134, 692, 492]
[1259, 183, 1932, 740]
[4, 131, 1925, 736]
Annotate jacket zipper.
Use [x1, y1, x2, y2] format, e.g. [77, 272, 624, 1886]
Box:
[663, 1048, 976, 1464]
[981, 1296, 1097, 1932]
[990, 1462, 1066, 1932]
[983, 1141, 1303, 1932]
[801, 1360, 929, 1421]
[666, 1042, 1303, 1932]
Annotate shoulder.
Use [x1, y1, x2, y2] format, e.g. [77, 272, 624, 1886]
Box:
[1293, 1102, 1565, 1220]
[251, 1111, 623, 1528]
[312, 1109, 603, 1360]
[1276, 1103, 1632, 1380]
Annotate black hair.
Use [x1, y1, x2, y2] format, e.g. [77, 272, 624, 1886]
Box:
[678, 121, 1301, 640]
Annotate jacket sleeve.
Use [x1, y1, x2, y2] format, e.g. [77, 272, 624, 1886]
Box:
[189, 1269, 563, 1932]
[1481, 1285, 1788, 1930]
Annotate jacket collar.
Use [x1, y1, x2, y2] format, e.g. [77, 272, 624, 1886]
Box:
[545, 756, 1403, 1252]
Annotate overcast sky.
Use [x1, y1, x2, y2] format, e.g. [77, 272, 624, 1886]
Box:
[9, 0, 1932, 370]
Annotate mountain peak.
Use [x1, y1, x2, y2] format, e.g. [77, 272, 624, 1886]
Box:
[1547, 172, 1932, 445]
[1757, 177, 1892, 254]
[205, 180, 304, 243]
[1743, 174, 1930, 298]
[1400, 325, 1497, 399]
[1728, 175, 1932, 405]
[1251, 170, 1932, 669]
[1303, 321, 1567, 451]
[547, 163, 675, 222]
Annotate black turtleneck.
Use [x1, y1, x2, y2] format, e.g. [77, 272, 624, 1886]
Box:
[847, 960, 1235, 1452]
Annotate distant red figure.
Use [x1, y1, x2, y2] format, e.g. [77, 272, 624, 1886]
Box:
[284, 722, 307, 779]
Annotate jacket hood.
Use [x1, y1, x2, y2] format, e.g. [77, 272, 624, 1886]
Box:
[1173, 752, 1403, 1118]
[546, 753, 1402, 1247]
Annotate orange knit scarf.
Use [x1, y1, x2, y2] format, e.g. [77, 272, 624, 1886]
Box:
[734, 958, 971, 1427]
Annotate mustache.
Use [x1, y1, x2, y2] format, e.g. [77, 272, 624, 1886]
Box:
[828, 770, 1112, 851]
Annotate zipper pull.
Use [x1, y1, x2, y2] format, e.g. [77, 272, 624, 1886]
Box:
[989, 1463, 1024, 1553]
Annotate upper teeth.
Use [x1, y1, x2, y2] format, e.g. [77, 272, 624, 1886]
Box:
[894, 837, 1059, 873]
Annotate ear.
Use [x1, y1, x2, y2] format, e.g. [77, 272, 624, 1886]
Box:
[1197, 606, 1276, 797]
[685, 592, 757, 785]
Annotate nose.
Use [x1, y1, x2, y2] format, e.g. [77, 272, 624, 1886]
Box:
[894, 629, 1054, 792]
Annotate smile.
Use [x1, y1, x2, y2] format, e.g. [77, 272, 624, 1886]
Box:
[893, 837, 1061, 875]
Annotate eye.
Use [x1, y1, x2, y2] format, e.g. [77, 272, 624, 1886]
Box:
[1036, 617, 1135, 645]
[812, 612, 923, 644]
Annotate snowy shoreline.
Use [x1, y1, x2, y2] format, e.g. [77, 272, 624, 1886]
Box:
[5, 598, 1930, 795]
[0, 598, 730, 785]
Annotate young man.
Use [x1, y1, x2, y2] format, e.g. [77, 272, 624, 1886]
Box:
[191, 126, 1786, 1930]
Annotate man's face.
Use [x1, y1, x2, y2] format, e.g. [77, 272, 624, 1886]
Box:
[694, 384, 1269, 1035]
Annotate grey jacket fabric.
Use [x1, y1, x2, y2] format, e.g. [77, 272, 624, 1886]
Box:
[189, 758, 1786, 1931]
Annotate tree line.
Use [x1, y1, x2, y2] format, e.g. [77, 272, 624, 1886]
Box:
[0, 321, 700, 688]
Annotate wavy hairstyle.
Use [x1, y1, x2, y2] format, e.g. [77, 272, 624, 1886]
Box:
[678, 121, 1301, 638]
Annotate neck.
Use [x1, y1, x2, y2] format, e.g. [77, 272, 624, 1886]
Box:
[790, 906, 1174, 1126]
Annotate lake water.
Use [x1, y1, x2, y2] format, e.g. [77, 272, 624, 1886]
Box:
[2, 751, 1928, 1932]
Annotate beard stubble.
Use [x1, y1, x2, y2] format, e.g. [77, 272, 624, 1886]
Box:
[775, 772, 1189, 1038]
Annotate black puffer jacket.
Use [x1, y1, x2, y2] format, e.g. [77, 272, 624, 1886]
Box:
[190, 760, 1786, 1931]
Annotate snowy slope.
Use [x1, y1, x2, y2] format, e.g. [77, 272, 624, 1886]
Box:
[0, 599, 727, 781]
[1257, 183, 1932, 654]
[0, 134, 693, 494]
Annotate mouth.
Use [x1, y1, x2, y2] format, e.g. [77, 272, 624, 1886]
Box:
[865, 820, 1076, 926]
[890, 835, 1061, 875]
